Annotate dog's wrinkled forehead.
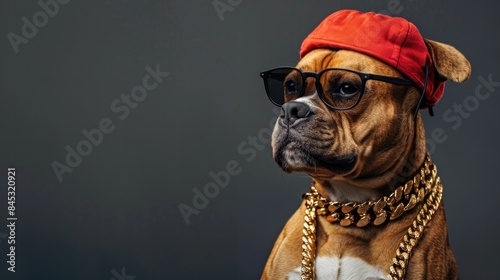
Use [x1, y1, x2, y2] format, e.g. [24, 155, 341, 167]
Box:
[297, 49, 402, 77]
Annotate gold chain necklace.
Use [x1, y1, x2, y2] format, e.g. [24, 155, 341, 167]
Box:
[300, 155, 443, 280]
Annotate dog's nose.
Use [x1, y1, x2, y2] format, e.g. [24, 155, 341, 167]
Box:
[280, 101, 312, 127]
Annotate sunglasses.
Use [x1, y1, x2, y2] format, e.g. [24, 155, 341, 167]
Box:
[260, 67, 415, 110]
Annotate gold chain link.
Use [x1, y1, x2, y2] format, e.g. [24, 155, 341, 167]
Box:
[301, 155, 442, 280]
[301, 193, 318, 279]
[388, 177, 442, 279]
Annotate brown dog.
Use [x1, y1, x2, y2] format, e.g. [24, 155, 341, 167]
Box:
[260, 11, 471, 280]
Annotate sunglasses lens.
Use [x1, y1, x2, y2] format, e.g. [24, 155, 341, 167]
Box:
[265, 68, 303, 106]
[319, 69, 363, 109]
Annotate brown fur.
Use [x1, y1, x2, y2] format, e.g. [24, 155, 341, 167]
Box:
[262, 40, 470, 279]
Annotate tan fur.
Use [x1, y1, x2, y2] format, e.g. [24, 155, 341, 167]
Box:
[425, 39, 471, 83]
[262, 40, 470, 279]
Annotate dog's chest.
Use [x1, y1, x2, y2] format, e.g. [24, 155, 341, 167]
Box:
[287, 256, 387, 280]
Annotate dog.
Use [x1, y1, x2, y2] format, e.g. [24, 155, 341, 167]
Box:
[259, 10, 471, 280]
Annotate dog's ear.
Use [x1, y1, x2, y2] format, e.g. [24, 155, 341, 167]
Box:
[424, 38, 471, 83]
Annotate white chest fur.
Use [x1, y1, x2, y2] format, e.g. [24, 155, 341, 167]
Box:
[287, 256, 387, 280]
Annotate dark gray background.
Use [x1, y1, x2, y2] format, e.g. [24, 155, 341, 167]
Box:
[0, 0, 498, 279]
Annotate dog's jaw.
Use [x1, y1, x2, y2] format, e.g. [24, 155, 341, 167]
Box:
[271, 114, 358, 178]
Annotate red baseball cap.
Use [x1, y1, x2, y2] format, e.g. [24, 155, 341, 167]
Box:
[300, 10, 444, 109]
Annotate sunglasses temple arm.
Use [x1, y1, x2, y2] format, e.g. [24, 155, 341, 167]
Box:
[413, 63, 430, 120]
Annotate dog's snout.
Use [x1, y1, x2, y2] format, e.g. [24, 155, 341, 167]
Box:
[280, 102, 312, 127]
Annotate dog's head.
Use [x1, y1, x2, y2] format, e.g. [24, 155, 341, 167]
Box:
[264, 11, 471, 192]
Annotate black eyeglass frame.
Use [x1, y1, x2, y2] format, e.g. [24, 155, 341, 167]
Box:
[260, 66, 416, 110]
